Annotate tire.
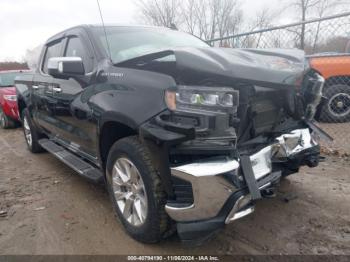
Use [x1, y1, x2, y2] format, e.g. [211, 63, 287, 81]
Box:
[319, 84, 350, 123]
[0, 107, 15, 129]
[105, 136, 174, 243]
[22, 109, 45, 153]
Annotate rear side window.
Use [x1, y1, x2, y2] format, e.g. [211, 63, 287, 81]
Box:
[42, 40, 62, 74]
[65, 37, 92, 73]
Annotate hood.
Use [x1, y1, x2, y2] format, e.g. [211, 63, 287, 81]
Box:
[0, 86, 16, 95]
[116, 47, 307, 88]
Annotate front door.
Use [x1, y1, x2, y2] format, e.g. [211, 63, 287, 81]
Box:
[52, 35, 97, 160]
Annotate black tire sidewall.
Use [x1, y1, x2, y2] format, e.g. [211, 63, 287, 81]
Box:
[22, 109, 43, 153]
[0, 107, 13, 129]
[320, 84, 350, 123]
[105, 138, 163, 243]
[0, 107, 7, 129]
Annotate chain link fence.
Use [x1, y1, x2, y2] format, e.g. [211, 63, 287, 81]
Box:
[208, 12, 350, 154]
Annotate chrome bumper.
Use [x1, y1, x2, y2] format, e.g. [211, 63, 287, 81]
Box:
[225, 195, 255, 224]
[250, 128, 317, 180]
[165, 158, 240, 222]
[165, 128, 318, 223]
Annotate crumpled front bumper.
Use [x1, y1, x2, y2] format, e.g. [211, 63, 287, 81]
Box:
[165, 128, 319, 240]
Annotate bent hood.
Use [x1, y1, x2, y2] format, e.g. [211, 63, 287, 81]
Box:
[116, 47, 307, 88]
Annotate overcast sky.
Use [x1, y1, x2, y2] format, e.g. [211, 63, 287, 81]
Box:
[0, 0, 297, 61]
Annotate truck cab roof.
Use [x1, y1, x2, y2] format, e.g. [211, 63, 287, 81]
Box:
[46, 24, 175, 44]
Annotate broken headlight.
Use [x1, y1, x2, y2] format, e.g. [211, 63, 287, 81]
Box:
[165, 86, 239, 113]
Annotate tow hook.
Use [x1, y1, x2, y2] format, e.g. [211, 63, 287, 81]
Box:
[262, 187, 276, 198]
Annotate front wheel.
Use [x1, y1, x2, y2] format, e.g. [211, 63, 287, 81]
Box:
[319, 84, 350, 123]
[105, 136, 174, 243]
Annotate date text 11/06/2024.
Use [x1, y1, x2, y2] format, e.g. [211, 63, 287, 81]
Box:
[127, 256, 220, 261]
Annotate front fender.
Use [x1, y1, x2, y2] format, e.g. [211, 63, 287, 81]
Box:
[99, 111, 138, 131]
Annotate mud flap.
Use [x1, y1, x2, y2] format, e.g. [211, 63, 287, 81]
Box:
[240, 155, 262, 200]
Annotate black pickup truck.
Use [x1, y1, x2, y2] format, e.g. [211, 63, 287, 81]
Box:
[16, 25, 327, 244]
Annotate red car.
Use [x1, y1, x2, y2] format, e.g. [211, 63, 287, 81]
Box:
[0, 70, 27, 129]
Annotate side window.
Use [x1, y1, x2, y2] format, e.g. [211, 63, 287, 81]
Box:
[65, 37, 92, 73]
[42, 40, 62, 74]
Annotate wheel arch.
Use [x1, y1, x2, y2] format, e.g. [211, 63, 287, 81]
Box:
[315, 75, 350, 121]
[98, 113, 138, 169]
[98, 114, 175, 197]
[17, 96, 27, 120]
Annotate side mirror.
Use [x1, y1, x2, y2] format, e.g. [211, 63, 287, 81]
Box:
[48, 57, 85, 78]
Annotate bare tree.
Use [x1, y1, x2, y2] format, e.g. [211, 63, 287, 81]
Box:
[137, 0, 243, 43]
[222, 8, 243, 47]
[249, 7, 276, 48]
[285, 0, 348, 49]
[188, 0, 243, 44]
[312, 0, 348, 52]
[287, 0, 320, 49]
[181, 0, 209, 39]
[23, 45, 42, 70]
[216, 0, 242, 44]
[136, 0, 182, 27]
[190, 0, 217, 40]
[181, 0, 198, 35]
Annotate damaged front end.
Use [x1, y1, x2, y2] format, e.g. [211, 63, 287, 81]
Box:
[135, 47, 328, 243]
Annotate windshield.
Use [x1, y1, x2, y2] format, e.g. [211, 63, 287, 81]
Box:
[0, 72, 18, 87]
[92, 26, 209, 64]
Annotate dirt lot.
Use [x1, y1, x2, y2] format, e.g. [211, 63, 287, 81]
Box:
[0, 128, 349, 255]
[319, 122, 350, 154]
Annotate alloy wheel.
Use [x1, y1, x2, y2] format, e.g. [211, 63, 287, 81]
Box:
[23, 116, 33, 147]
[112, 157, 148, 227]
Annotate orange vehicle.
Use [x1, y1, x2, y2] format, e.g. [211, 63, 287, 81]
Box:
[309, 53, 350, 122]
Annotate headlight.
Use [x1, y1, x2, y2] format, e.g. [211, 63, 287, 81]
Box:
[165, 86, 239, 112]
[3, 95, 17, 102]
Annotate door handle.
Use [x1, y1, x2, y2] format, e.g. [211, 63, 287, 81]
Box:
[33, 84, 46, 89]
[53, 87, 62, 93]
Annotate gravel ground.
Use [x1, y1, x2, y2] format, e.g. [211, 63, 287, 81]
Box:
[0, 128, 349, 255]
[319, 122, 350, 154]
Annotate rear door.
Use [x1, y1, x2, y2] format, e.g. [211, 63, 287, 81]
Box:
[52, 31, 98, 160]
[32, 39, 64, 135]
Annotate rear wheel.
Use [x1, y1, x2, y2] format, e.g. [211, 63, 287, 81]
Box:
[22, 109, 45, 153]
[0, 107, 15, 129]
[319, 84, 350, 123]
[105, 136, 174, 243]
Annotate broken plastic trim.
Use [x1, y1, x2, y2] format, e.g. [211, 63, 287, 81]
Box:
[305, 73, 325, 120]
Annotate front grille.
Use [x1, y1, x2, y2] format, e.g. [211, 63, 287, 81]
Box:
[250, 97, 280, 135]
